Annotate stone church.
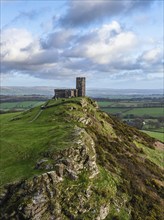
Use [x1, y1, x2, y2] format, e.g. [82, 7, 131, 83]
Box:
[54, 77, 86, 98]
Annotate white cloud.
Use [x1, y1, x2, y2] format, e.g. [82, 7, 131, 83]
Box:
[140, 48, 162, 63]
[1, 28, 39, 62]
[73, 21, 138, 65]
[1, 20, 163, 84]
[94, 31, 137, 64]
[97, 21, 121, 40]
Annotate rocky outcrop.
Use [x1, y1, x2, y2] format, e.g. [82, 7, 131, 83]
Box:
[0, 128, 101, 220]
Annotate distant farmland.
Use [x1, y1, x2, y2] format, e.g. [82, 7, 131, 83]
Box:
[0, 101, 45, 111]
[102, 107, 163, 117]
[97, 97, 164, 142]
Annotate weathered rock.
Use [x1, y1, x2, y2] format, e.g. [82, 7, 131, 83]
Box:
[35, 159, 54, 170]
[54, 164, 64, 177]
[96, 205, 110, 220]
[0, 127, 100, 220]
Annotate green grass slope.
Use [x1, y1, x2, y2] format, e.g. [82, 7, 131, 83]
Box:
[0, 99, 80, 186]
[142, 130, 164, 142]
[0, 97, 163, 219]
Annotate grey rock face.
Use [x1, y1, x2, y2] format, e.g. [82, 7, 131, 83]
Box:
[0, 128, 101, 220]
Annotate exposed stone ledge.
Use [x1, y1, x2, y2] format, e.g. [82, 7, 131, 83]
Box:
[0, 127, 100, 219]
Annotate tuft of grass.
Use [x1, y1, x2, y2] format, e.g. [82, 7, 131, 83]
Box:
[106, 206, 130, 220]
[134, 141, 164, 168]
[92, 166, 118, 198]
[59, 166, 119, 219]
[141, 130, 164, 142]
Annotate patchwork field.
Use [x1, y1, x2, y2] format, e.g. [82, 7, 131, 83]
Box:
[102, 107, 163, 117]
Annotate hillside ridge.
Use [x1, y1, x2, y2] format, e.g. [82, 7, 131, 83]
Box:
[0, 97, 163, 219]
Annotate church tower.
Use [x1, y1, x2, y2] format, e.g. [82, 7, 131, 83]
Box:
[76, 77, 86, 97]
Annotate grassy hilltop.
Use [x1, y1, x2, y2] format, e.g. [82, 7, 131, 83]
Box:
[0, 97, 164, 219]
[0, 98, 81, 186]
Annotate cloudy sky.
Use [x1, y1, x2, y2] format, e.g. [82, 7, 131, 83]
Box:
[1, 0, 163, 89]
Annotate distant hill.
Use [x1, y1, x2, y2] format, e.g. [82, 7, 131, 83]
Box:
[1, 86, 54, 96]
[1, 86, 163, 98]
[0, 97, 163, 219]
